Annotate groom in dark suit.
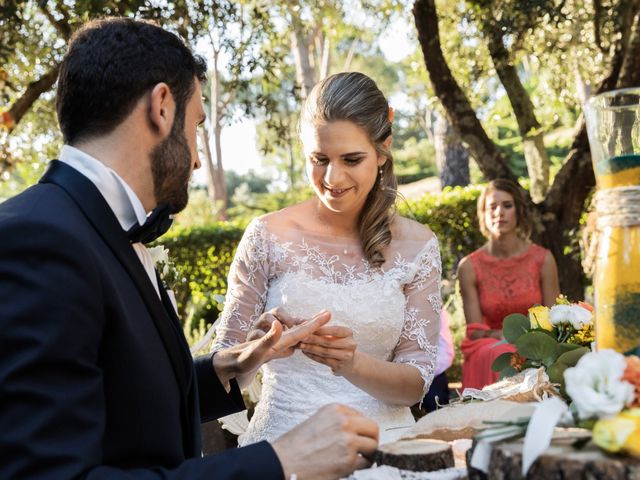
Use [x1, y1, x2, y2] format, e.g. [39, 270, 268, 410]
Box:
[0, 18, 378, 479]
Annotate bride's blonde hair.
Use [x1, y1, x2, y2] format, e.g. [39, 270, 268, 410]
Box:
[300, 72, 397, 267]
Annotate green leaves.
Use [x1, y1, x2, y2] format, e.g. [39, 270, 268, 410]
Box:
[502, 313, 530, 343]
[492, 352, 514, 372]
[515, 331, 559, 367]
[491, 304, 591, 399]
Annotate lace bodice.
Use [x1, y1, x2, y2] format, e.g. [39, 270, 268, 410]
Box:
[469, 244, 548, 329]
[212, 215, 442, 444]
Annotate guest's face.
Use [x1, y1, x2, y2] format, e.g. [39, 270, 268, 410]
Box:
[484, 189, 518, 237]
[302, 120, 385, 216]
[151, 79, 205, 213]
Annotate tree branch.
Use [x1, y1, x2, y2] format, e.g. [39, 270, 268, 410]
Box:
[483, 20, 550, 200]
[412, 0, 516, 182]
[543, 0, 640, 221]
[7, 64, 60, 134]
[39, 2, 72, 40]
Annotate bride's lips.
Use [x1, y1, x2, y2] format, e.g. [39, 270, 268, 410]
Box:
[323, 185, 353, 198]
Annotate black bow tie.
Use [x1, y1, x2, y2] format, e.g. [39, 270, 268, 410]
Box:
[127, 204, 174, 244]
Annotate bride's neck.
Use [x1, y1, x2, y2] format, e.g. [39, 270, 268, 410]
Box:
[313, 200, 359, 238]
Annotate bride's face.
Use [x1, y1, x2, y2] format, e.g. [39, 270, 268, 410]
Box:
[301, 120, 386, 216]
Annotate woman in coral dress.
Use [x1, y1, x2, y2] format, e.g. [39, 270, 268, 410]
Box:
[458, 179, 560, 390]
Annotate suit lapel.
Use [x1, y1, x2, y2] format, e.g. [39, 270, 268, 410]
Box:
[40, 160, 193, 398]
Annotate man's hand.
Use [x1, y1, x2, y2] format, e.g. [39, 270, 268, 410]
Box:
[213, 310, 331, 388]
[299, 325, 357, 376]
[271, 404, 379, 480]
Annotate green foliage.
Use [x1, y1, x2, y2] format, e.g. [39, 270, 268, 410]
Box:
[398, 184, 484, 278]
[394, 137, 438, 184]
[153, 222, 245, 338]
[492, 302, 593, 395]
[502, 313, 530, 343]
[515, 331, 559, 366]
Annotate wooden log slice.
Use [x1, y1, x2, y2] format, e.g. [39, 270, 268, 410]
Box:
[466, 430, 640, 480]
[373, 438, 454, 472]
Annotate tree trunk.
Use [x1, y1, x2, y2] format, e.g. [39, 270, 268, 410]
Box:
[289, 7, 316, 98]
[484, 23, 550, 202]
[413, 0, 640, 300]
[434, 114, 470, 187]
[212, 122, 227, 218]
[209, 50, 228, 219]
[199, 128, 217, 208]
[412, 0, 517, 184]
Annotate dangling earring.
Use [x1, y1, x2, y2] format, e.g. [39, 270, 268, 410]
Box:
[378, 166, 385, 190]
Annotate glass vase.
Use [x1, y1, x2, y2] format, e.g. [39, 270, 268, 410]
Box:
[584, 88, 640, 353]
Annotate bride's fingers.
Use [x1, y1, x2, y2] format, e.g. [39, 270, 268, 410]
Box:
[301, 336, 355, 349]
[302, 351, 337, 368]
[268, 307, 306, 329]
[313, 325, 353, 338]
[279, 311, 331, 348]
[300, 344, 353, 362]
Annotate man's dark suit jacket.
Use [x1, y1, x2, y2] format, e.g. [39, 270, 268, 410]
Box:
[0, 161, 284, 479]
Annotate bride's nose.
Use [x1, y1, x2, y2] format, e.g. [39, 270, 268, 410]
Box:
[324, 162, 345, 186]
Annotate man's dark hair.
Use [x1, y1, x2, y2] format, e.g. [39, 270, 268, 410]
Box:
[56, 18, 207, 144]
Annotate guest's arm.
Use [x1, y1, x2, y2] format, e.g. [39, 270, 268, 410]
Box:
[458, 256, 502, 340]
[540, 250, 560, 306]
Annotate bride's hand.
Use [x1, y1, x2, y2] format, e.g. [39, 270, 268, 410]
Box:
[213, 310, 331, 387]
[247, 307, 328, 359]
[300, 326, 357, 376]
[248, 307, 305, 340]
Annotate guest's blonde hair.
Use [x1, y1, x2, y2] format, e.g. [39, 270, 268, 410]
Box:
[300, 72, 397, 267]
[477, 179, 532, 240]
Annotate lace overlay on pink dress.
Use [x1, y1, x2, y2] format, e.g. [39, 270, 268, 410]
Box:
[213, 216, 442, 445]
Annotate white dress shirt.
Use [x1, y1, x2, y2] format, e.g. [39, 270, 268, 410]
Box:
[58, 145, 161, 296]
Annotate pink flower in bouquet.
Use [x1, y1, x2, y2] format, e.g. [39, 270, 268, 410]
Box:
[623, 356, 640, 408]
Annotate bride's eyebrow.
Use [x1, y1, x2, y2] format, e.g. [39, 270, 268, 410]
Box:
[311, 151, 367, 157]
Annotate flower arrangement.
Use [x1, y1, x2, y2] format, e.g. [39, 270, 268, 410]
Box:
[567, 349, 640, 457]
[492, 296, 594, 395]
[471, 297, 640, 474]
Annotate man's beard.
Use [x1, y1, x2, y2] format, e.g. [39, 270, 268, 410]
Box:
[150, 120, 192, 214]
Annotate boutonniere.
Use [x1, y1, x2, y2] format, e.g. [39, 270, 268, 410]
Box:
[147, 245, 180, 291]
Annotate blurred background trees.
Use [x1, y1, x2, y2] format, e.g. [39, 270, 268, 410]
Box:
[3, 0, 639, 300]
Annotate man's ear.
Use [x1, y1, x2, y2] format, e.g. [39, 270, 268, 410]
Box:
[378, 135, 392, 166]
[148, 82, 175, 138]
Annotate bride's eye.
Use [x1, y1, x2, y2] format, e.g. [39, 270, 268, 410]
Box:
[310, 156, 329, 166]
[344, 156, 364, 166]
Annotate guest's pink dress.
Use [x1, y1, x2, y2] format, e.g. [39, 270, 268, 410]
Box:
[461, 244, 549, 390]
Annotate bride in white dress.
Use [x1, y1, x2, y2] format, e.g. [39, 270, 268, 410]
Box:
[213, 72, 442, 446]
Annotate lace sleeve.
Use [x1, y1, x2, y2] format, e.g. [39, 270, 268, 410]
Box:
[212, 219, 270, 352]
[393, 236, 442, 396]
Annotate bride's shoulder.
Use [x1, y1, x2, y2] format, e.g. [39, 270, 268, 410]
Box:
[251, 201, 311, 236]
[391, 215, 436, 243]
[388, 216, 439, 265]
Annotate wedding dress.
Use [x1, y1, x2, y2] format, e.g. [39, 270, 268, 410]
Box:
[212, 215, 442, 445]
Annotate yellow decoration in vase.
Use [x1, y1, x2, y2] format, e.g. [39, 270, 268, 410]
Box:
[585, 88, 640, 353]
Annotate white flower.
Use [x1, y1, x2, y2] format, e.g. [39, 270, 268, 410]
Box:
[549, 304, 593, 330]
[147, 245, 169, 265]
[564, 349, 635, 420]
